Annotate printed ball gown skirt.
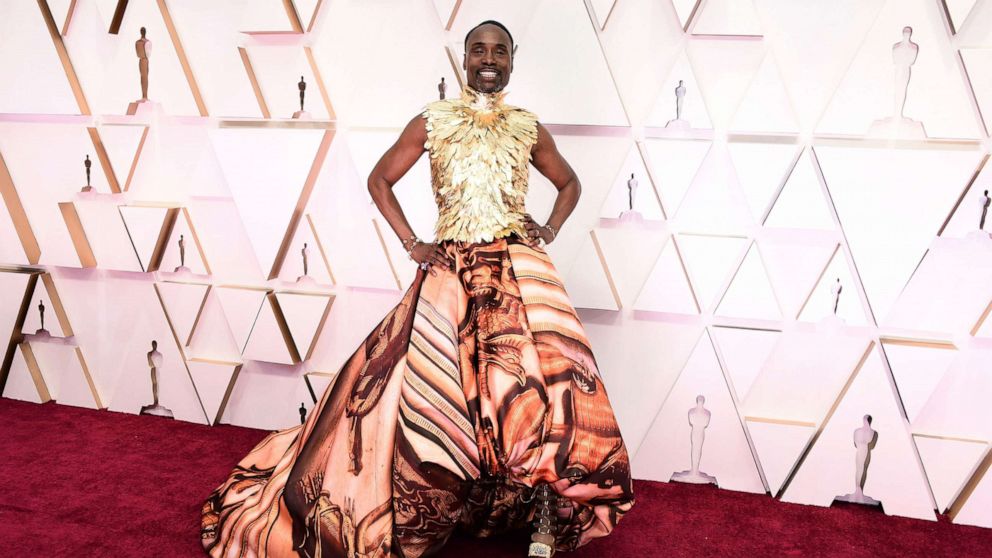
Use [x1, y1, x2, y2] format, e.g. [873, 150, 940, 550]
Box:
[201, 234, 634, 557]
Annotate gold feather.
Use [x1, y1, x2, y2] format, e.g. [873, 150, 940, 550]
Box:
[422, 86, 538, 244]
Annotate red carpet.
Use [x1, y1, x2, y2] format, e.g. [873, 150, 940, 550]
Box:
[0, 398, 989, 557]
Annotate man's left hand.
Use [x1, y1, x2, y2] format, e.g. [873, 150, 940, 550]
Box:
[522, 213, 554, 245]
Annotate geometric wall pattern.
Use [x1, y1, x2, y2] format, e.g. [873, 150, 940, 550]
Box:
[2, 0, 992, 528]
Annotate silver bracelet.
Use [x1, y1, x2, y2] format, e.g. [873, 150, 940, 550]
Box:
[544, 223, 558, 241]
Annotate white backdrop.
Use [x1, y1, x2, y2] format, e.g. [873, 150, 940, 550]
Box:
[2, 0, 992, 529]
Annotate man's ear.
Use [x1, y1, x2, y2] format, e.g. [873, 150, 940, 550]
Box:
[512, 44, 519, 56]
[462, 53, 467, 71]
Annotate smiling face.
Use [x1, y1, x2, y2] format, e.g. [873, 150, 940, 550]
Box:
[463, 24, 513, 93]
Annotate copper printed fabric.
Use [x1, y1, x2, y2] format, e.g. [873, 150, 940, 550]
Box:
[201, 235, 634, 557]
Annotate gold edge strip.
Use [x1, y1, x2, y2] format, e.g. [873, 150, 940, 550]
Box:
[304, 47, 335, 120]
[776, 341, 875, 498]
[600, 0, 618, 29]
[267, 293, 302, 363]
[118, 205, 149, 271]
[282, 0, 305, 33]
[744, 416, 817, 427]
[634, 140, 668, 220]
[793, 242, 840, 320]
[154, 283, 211, 422]
[305, 214, 335, 285]
[239, 47, 270, 119]
[41, 273, 74, 337]
[268, 129, 334, 280]
[181, 207, 212, 275]
[213, 364, 243, 425]
[189, 356, 241, 366]
[58, 202, 96, 267]
[938, 154, 988, 237]
[123, 127, 149, 192]
[86, 128, 121, 193]
[61, 0, 79, 36]
[445, 0, 462, 30]
[302, 294, 334, 361]
[372, 218, 402, 290]
[913, 432, 988, 444]
[948, 445, 992, 520]
[184, 284, 212, 347]
[670, 235, 702, 313]
[879, 337, 957, 350]
[590, 229, 622, 310]
[444, 46, 465, 91]
[157, 0, 208, 116]
[0, 152, 42, 264]
[20, 342, 52, 402]
[683, 0, 705, 33]
[970, 296, 992, 337]
[148, 207, 179, 272]
[0, 274, 36, 395]
[582, 0, 632, 126]
[306, 0, 325, 32]
[74, 346, 104, 408]
[36, 0, 90, 114]
[108, 0, 128, 34]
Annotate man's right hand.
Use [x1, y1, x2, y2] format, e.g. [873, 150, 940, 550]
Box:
[410, 242, 454, 276]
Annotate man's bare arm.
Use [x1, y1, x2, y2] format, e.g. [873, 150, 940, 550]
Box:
[367, 114, 428, 242]
[367, 115, 453, 271]
[524, 123, 580, 243]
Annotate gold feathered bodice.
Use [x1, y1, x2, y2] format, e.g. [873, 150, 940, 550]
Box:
[422, 86, 539, 243]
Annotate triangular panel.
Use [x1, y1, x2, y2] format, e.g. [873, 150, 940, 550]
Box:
[816, 144, 983, 322]
[215, 287, 268, 355]
[759, 235, 839, 320]
[731, 51, 800, 133]
[692, 0, 763, 36]
[782, 349, 937, 521]
[764, 149, 836, 230]
[641, 139, 711, 218]
[817, 0, 983, 139]
[747, 419, 816, 495]
[633, 331, 764, 493]
[716, 242, 781, 320]
[916, 435, 987, 512]
[561, 230, 620, 311]
[881, 341, 956, 423]
[677, 234, 748, 312]
[188, 359, 241, 425]
[686, 37, 766, 129]
[595, 225, 669, 309]
[243, 294, 299, 364]
[711, 326, 780, 401]
[155, 282, 210, 347]
[632, 236, 699, 314]
[274, 292, 334, 361]
[797, 246, 868, 325]
[210, 127, 325, 275]
[727, 141, 799, 223]
[599, 145, 665, 220]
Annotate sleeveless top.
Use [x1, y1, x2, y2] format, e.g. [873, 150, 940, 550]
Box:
[422, 86, 539, 243]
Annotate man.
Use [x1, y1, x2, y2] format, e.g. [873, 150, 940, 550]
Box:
[368, 21, 580, 275]
[201, 21, 632, 558]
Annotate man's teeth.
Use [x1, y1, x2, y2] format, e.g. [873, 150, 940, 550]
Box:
[479, 70, 498, 77]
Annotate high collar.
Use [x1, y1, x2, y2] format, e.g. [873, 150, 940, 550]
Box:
[460, 85, 508, 112]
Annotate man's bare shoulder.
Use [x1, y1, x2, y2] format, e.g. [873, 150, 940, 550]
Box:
[398, 112, 428, 146]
